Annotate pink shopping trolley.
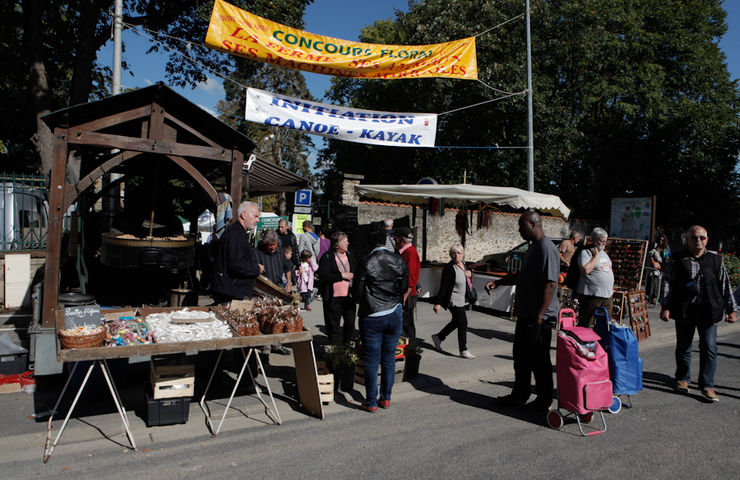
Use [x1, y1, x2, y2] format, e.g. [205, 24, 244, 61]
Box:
[547, 309, 613, 435]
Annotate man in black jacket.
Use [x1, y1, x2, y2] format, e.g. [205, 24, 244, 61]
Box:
[660, 225, 737, 402]
[210, 201, 264, 304]
[278, 218, 299, 269]
[353, 223, 408, 412]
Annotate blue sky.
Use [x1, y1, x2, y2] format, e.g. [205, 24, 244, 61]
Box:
[100, 0, 740, 146]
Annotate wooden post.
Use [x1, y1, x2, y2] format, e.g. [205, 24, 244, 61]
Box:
[41, 128, 68, 329]
[230, 150, 244, 207]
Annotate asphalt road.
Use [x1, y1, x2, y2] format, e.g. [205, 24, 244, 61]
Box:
[2, 328, 738, 480]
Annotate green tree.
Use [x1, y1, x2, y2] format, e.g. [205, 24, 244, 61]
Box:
[2, 0, 314, 174]
[319, 0, 740, 240]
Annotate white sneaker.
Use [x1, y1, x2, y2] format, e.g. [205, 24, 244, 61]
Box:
[460, 350, 475, 359]
[431, 334, 442, 351]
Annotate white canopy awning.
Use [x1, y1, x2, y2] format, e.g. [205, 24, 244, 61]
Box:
[354, 184, 571, 218]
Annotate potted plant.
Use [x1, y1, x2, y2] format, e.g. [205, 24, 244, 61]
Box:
[324, 343, 357, 392]
[403, 342, 422, 380]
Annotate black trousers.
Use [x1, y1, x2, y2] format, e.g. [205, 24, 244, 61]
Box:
[512, 316, 553, 405]
[323, 295, 356, 345]
[402, 295, 417, 343]
[437, 305, 468, 352]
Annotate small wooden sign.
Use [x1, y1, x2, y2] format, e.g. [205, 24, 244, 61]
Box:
[63, 304, 101, 329]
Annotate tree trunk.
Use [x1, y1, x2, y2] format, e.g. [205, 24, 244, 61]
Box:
[69, 2, 103, 105]
[24, 0, 52, 175]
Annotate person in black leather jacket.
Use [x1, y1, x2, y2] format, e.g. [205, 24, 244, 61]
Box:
[353, 224, 409, 412]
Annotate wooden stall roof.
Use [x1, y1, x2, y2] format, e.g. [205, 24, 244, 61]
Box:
[244, 156, 309, 195]
[42, 82, 255, 154]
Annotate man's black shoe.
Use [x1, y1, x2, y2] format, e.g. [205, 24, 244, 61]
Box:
[494, 394, 526, 408]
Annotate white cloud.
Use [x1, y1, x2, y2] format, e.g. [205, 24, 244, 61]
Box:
[196, 76, 224, 95]
[144, 78, 153, 86]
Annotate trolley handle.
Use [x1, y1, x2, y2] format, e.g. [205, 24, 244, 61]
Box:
[557, 308, 577, 330]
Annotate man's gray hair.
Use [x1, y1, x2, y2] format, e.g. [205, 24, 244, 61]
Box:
[278, 218, 289, 226]
[384, 217, 394, 228]
[591, 227, 608, 241]
[569, 230, 581, 240]
[238, 201, 259, 217]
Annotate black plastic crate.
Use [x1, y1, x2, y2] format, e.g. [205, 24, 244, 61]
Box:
[145, 392, 190, 427]
[0, 354, 28, 375]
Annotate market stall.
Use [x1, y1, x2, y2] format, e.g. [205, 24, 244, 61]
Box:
[37, 84, 319, 461]
[358, 183, 570, 314]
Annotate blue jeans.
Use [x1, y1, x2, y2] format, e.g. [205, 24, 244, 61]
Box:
[359, 305, 403, 408]
[675, 316, 718, 390]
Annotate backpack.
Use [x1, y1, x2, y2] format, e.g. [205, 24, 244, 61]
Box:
[565, 244, 592, 291]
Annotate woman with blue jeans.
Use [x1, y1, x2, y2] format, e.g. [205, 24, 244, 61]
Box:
[354, 223, 409, 412]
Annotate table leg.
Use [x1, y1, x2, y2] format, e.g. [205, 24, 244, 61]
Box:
[100, 360, 137, 450]
[199, 348, 281, 436]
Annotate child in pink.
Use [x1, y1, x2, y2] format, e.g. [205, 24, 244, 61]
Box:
[296, 249, 318, 310]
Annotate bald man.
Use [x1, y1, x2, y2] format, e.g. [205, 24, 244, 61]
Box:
[660, 225, 737, 402]
[487, 212, 560, 411]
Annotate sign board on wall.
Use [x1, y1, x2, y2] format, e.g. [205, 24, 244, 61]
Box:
[609, 197, 653, 240]
[292, 213, 312, 235]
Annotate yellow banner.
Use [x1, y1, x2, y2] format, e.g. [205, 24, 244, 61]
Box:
[205, 0, 477, 80]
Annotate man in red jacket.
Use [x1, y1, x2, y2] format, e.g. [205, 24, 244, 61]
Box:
[394, 227, 421, 343]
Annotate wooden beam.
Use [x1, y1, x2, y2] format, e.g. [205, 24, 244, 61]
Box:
[67, 130, 232, 162]
[42, 128, 68, 329]
[148, 101, 165, 140]
[63, 151, 143, 211]
[72, 105, 152, 132]
[164, 112, 222, 148]
[167, 155, 218, 204]
[230, 150, 244, 205]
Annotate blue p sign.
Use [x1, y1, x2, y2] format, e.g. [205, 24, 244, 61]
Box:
[295, 189, 312, 206]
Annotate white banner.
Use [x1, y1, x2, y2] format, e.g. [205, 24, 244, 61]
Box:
[245, 88, 437, 147]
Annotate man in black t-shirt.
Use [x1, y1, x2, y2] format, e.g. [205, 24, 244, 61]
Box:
[487, 212, 560, 412]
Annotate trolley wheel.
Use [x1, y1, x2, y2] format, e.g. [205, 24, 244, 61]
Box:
[579, 412, 594, 424]
[608, 396, 622, 414]
[547, 409, 563, 430]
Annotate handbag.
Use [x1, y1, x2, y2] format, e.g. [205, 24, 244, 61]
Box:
[465, 276, 478, 304]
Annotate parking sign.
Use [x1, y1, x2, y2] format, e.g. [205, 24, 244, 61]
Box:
[294, 189, 312, 206]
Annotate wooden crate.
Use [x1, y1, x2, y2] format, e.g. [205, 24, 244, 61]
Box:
[354, 357, 404, 386]
[316, 361, 334, 404]
[150, 357, 195, 399]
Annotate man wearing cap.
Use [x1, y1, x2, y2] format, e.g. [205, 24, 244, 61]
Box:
[394, 226, 421, 343]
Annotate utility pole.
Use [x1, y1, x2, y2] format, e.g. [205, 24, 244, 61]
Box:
[112, 0, 123, 95]
[525, 0, 534, 192]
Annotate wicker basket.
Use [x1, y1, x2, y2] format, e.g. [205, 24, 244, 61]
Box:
[59, 328, 106, 349]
